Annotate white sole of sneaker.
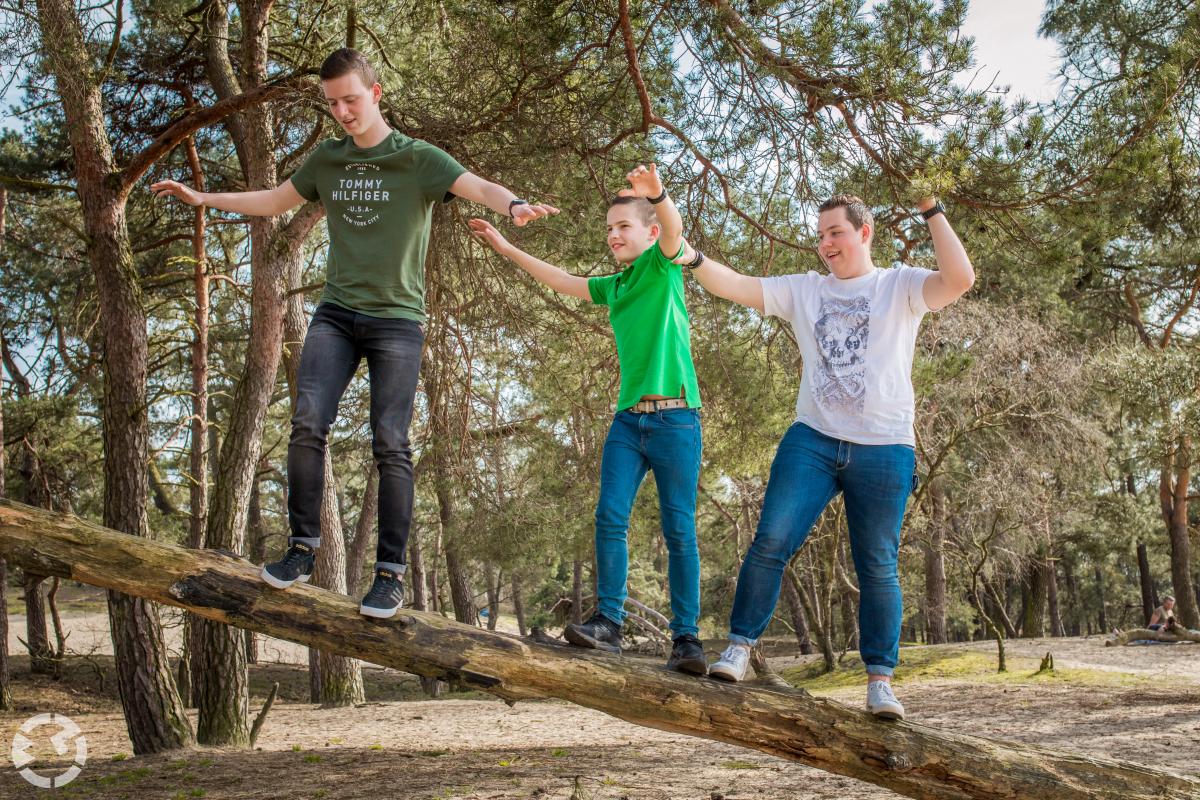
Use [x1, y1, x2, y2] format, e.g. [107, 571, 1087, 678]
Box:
[260, 569, 311, 589]
[708, 665, 745, 682]
[359, 603, 401, 619]
[870, 707, 905, 721]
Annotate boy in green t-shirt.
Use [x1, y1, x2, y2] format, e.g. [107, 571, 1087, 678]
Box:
[469, 164, 707, 676]
[152, 48, 556, 619]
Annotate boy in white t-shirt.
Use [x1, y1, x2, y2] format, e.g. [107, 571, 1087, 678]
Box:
[674, 194, 975, 720]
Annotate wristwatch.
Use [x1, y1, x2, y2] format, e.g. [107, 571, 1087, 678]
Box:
[920, 202, 945, 221]
[684, 248, 705, 269]
[648, 189, 668, 205]
[508, 198, 528, 217]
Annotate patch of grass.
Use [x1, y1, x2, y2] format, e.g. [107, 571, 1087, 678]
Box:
[302, 754, 322, 763]
[369, 744, 384, 751]
[780, 649, 1154, 692]
[721, 760, 761, 770]
[110, 752, 128, 762]
[419, 749, 450, 757]
[291, 744, 303, 752]
[550, 748, 568, 757]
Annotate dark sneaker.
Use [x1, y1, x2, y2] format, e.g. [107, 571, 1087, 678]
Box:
[261, 541, 315, 588]
[564, 612, 623, 653]
[666, 634, 708, 676]
[359, 568, 404, 619]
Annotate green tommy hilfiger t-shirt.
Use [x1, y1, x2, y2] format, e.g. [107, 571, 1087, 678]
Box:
[588, 241, 702, 412]
[290, 131, 467, 321]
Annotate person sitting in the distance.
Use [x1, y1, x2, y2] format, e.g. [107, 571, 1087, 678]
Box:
[1149, 595, 1176, 631]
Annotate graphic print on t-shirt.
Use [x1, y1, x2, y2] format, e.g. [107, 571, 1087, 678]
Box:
[330, 162, 390, 228]
[813, 295, 869, 413]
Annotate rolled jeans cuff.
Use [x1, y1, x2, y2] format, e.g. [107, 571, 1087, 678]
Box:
[289, 536, 321, 549]
[374, 561, 408, 575]
[865, 664, 895, 677]
[728, 633, 756, 647]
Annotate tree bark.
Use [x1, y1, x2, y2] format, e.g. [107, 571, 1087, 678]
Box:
[1106, 626, 1200, 646]
[1160, 443, 1197, 628]
[1020, 557, 1047, 638]
[1136, 541, 1156, 626]
[346, 467, 379, 596]
[4, 500, 1198, 800]
[780, 570, 814, 654]
[571, 558, 584, 625]
[35, 0, 193, 753]
[0, 219, 9, 707]
[1046, 558, 1065, 638]
[923, 478, 948, 644]
[511, 572, 528, 637]
[484, 562, 501, 631]
[1095, 565, 1109, 632]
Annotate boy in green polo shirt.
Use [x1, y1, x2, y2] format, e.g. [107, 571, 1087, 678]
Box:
[468, 163, 707, 676]
[152, 48, 557, 619]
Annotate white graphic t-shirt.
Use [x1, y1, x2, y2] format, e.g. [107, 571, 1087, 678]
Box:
[762, 265, 933, 446]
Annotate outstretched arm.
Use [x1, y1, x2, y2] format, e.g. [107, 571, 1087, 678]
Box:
[621, 163, 682, 257]
[150, 178, 306, 217]
[673, 241, 765, 313]
[450, 172, 559, 227]
[917, 198, 975, 311]
[468, 218, 590, 300]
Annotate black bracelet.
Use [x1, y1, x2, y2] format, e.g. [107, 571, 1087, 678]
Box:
[920, 202, 945, 221]
[648, 189, 668, 205]
[508, 198, 528, 217]
[684, 248, 705, 269]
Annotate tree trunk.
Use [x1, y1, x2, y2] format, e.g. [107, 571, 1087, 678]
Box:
[1046, 558, 1065, 638]
[346, 467, 379, 596]
[511, 573, 528, 637]
[484, 562, 501, 631]
[4, 501, 1198, 800]
[1020, 558, 1047, 638]
[780, 570, 814, 654]
[923, 479, 948, 644]
[1095, 565, 1109, 632]
[23, 573, 54, 673]
[0, 260, 9, 708]
[35, 0, 194, 753]
[1062, 557, 1082, 637]
[1160, 448, 1198, 628]
[408, 525, 428, 611]
[571, 558, 584, 625]
[1136, 541, 1156, 626]
[792, 566, 834, 672]
[244, 472, 268, 665]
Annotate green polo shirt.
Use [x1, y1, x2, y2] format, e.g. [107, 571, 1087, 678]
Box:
[290, 131, 466, 321]
[588, 241, 702, 412]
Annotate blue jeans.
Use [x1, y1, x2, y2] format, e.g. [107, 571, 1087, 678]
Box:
[287, 303, 423, 572]
[594, 408, 703, 637]
[728, 423, 916, 676]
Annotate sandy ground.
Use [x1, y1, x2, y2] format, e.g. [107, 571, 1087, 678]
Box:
[1, 604, 1198, 799]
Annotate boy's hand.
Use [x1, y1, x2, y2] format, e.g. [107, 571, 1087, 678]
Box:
[150, 180, 204, 206]
[671, 239, 698, 265]
[915, 196, 937, 213]
[468, 218, 514, 254]
[511, 202, 560, 227]
[622, 163, 664, 199]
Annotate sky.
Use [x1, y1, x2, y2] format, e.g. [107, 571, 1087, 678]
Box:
[958, 0, 1063, 103]
[0, 2, 1064, 132]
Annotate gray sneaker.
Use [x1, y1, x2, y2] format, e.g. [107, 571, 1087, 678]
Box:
[866, 680, 905, 720]
[709, 643, 751, 682]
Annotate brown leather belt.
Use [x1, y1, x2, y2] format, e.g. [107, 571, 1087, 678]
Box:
[629, 397, 689, 413]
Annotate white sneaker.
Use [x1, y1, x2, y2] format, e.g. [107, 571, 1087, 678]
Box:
[709, 643, 751, 682]
[866, 680, 905, 720]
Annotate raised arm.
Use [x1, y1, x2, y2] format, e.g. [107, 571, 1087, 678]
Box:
[467, 219, 590, 301]
[621, 163, 682, 257]
[917, 197, 976, 311]
[673, 241, 765, 313]
[450, 172, 559, 227]
[150, 178, 306, 217]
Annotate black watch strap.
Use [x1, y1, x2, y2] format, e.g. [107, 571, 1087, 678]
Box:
[648, 189, 668, 205]
[920, 202, 945, 221]
[508, 198, 528, 217]
[684, 248, 705, 269]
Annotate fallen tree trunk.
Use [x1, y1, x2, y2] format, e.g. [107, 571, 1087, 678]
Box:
[1106, 627, 1200, 646]
[1, 500, 1197, 800]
